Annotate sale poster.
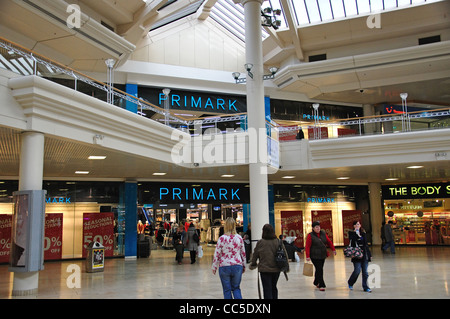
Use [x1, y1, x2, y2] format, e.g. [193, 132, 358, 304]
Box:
[311, 210, 333, 241]
[82, 213, 115, 257]
[44, 214, 63, 260]
[0, 215, 12, 263]
[342, 210, 362, 246]
[280, 210, 304, 248]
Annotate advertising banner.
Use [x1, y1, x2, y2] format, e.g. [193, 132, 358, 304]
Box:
[280, 210, 304, 248]
[82, 213, 115, 257]
[311, 210, 333, 241]
[278, 126, 298, 141]
[44, 214, 63, 260]
[0, 215, 12, 263]
[342, 210, 362, 246]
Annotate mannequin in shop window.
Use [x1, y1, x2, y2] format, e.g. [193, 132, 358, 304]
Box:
[137, 220, 145, 235]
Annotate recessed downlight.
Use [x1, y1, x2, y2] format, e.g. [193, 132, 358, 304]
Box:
[385, 178, 399, 181]
[282, 176, 295, 179]
[337, 177, 350, 180]
[221, 174, 235, 178]
[88, 155, 106, 160]
[407, 166, 424, 169]
[75, 171, 89, 174]
[152, 172, 167, 176]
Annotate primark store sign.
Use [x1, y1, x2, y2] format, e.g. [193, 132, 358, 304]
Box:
[382, 183, 450, 199]
[138, 86, 247, 114]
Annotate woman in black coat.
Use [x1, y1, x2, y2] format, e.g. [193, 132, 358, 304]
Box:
[347, 221, 372, 292]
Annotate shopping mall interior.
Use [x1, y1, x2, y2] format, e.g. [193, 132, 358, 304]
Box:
[0, 0, 449, 302]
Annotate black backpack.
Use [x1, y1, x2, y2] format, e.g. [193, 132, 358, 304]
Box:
[275, 239, 289, 273]
[193, 231, 200, 243]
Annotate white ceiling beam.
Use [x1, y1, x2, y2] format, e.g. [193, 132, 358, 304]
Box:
[280, 0, 303, 60]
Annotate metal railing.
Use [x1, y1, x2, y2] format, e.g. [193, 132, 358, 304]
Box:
[1, 36, 449, 140]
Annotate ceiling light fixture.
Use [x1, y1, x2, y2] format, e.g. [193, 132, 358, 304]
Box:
[282, 176, 295, 179]
[261, 6, 282, 29]
[88, 156, 106, 160]
[337, 177, 350, 180]
[385, 178, 399, 181]
[221, 174, 235, 178]
[232, 65, 278, 84]
[75, 171, 89, 174]
[407, 166, 424, 169]
[152, 172, 167, 176]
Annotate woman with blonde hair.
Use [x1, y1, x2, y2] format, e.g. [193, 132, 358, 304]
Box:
[212, 217, 246, 299]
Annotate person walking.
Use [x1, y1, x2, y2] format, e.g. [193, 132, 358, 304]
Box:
[382, 220, 395, 254]
[305, 221, 336, 291]
[347, 221, 372, 292]
[211, 217, 246, 299]
[184, 222, 199, 264]
[249, 224, 289, 299]
[173, 224, 185, 264]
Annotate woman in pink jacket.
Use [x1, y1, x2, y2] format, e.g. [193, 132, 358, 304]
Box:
[212, 217, 246, 299]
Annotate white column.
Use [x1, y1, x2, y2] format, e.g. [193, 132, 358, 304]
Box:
[242, 0, 269, 242]
[12, 131, 45, 296]
[368, 182, 383, 246]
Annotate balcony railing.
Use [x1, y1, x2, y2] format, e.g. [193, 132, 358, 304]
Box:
[1, 36, 449, 141]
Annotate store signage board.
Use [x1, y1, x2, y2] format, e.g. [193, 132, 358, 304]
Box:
[382, 183, 450, 199]
[140, 182, 250, 204]
[138, 86, 247, 114]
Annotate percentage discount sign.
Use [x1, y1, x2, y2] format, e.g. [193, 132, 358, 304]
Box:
[44, 214, 63, 260]
[0, 238, 11, 249]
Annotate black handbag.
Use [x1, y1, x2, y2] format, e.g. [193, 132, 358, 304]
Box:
[344, 239, 363, 259]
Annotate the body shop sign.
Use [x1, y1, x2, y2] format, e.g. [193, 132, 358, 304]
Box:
[382, 183, 450, 199]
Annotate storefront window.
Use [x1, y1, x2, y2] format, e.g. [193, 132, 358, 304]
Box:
[0, 180, 123, 263]
[274, 184, 370, 247]
[382, 183, 450, 246]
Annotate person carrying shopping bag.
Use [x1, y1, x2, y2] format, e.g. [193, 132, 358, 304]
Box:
[305, 221, 336, 291]
[347, 221, 372, 292]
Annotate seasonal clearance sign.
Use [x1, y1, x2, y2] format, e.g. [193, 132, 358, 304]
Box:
[82, 213, 115, 258]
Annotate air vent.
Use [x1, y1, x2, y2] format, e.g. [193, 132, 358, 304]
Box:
[418, 35, 440, 45]
[309, 54, 327, 62]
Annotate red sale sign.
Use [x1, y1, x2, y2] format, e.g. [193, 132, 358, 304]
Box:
[311, 210, 333, 241]
[342, 210, 362, 246]
[0, 215, 12, 263]
[44, 214, 63, 260]
[82, 213, 115, 257]
[280, 210, 304, 248]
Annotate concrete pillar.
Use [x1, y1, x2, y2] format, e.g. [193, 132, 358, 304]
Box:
[241, 0, 270, 243]
[13, 131, 45, 296]
[368, 182, 383, 245]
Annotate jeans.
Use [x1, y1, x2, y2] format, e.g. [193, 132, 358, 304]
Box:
[382, 241, 395, 253]
[260, 272, 281, 299]
[348, 259, 369, 290]
[219, 265, 243, 299]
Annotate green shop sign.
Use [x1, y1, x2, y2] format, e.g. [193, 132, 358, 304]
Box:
[382, 183, 450, 199]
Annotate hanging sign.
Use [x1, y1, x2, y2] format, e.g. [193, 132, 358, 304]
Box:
[311, 210, 333, 241]
[280, 210, 304, 248]
[82, 213, 115, 258]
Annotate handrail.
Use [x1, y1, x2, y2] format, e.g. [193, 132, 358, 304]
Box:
[0, 36, 449, 138]
[0, 36, 189, 124]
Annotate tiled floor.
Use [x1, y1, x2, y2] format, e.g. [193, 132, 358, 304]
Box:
[0, 245, 449, 299]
